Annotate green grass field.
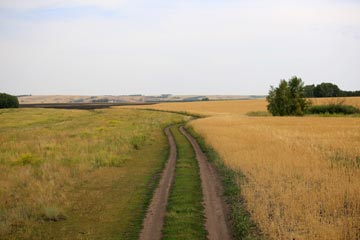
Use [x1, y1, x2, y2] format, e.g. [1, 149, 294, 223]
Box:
[162, 125, 206, 240]
[0, 108, 189, 239]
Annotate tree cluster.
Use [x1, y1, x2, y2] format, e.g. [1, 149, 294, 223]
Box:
[304, 83, 360, 98]
[267, 76, 310, 116]
[0, 93, 19, 109]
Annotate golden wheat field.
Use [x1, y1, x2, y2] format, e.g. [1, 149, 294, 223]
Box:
[190, 116, 360, 240]
[124, 97, 360, 117]
[130, 97, 360, 240]
[310, 97, 360, 108]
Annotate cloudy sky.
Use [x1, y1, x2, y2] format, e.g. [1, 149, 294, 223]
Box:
[0, 0, 359, 95]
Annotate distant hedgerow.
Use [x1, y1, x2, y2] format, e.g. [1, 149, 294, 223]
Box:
[308, 103, 360, 115]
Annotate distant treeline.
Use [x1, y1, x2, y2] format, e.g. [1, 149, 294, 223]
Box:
[91, 98, 110, 103]
[16, 94, 32, 97]
[0, 93, 19, 108]
[304, 83, 360, 98]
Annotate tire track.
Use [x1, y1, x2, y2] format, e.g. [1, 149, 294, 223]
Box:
[139, 127, 177, 240]
[180, 126, 232, 240]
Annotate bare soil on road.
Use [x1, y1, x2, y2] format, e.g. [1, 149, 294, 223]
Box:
[180, 126, 232, 240]
[139, 127, 177, 240]
[139, 126, 232, 240]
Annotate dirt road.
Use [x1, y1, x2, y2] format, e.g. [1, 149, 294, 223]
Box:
[139, 127, 177, 240]
[180, 126, 232, 240]
[139, 126, 232, 240]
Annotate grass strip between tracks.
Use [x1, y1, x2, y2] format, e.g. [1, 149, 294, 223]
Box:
[185, 125, 264, 240]
[162, 125, 207, 240]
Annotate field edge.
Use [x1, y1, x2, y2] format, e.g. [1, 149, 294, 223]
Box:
[185, 125, 264, 240]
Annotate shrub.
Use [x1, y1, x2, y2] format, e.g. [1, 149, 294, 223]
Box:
[308, 103, 360, 115]
[246, 111, 271, 117]
[14, 153, 42, 166]
[0, 93, 19, 109]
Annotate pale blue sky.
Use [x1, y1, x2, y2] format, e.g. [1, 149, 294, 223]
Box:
[0, 0, 359, 95]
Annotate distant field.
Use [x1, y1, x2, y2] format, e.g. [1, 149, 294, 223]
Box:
[309, 97, 360, 108]
[18, 95, 257, 104]
[17, 95, 145, 104]
[128, 97, 360, 239]
[122, 99, 268, 116]
[0, 108, 188, 239]
[20, 102, 155, 110]
[124, 97, 360, 116]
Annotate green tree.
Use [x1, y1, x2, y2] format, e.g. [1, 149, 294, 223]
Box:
[0, 93, 19, 108]
[267, 77, 310, 116]
[304, 84, 315, 97]
[313, 83, 341, 97]
[304, 82, 360, 97]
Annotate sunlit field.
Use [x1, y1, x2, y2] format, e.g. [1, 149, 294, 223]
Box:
[190, 116, 360, 239]
[0, 108, 188, 239]
[123, 99, 268, 116]
[131, 97, 360, 239]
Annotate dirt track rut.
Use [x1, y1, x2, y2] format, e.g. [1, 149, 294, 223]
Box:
[180, 126, 232, 240]
[139, 127, 177, 240]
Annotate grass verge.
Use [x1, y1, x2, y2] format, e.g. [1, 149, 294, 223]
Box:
[162, 125, 207, 240]
[185, 125, 264, 240]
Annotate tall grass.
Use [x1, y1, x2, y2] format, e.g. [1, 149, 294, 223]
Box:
[0, 108, 188, 239]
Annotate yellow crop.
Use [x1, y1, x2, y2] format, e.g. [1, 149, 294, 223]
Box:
[122, 99, 268, 116]
[190, 116, 360, 239]
[129, 96, 360, 239]
[310, 97, 360, 108]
